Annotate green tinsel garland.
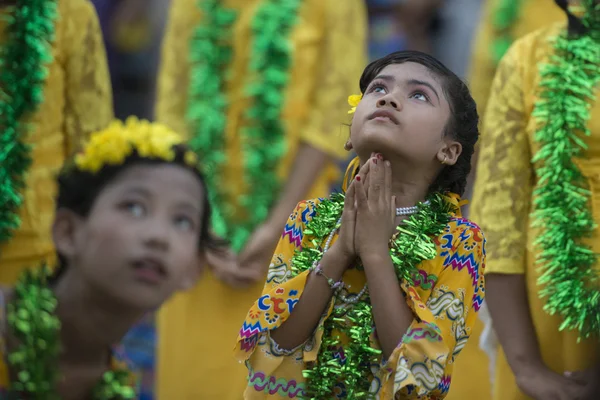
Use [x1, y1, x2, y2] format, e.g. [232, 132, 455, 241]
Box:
[290, 193, 454, 398]
[0, 0, 57, 245]
[491, 0, 524, 65]
[531, 0, 600, 339]
[187, 0, 300, 251]
[8, 266, 135, 399]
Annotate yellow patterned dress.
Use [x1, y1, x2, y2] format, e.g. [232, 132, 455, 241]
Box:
[0, 0, 113, 284]
[234, 161, 487, 399]
[155, 0, 367, 398]
[471, 23, 600, 400]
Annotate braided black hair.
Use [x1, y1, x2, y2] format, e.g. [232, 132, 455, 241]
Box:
[555, 0, 589, 35]
[358, 50, 479, 196]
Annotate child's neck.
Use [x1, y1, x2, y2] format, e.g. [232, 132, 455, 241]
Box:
[389, 165, 432, 207]
[52, 270, 144, 366]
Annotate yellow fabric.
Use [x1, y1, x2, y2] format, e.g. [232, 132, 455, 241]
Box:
[0, 0, 113, 284]
[155, 1, 367, 398]
[471, 24, 600, 400]
[468, 0, 565, 118]
[234, 193, 486, 399]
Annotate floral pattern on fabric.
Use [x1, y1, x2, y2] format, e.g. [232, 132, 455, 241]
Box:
[235, 196, 486, 399]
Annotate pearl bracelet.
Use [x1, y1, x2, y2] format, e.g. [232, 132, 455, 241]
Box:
[312, 262, 343, 291]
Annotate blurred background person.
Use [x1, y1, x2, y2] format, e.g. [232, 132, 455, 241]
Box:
[472, 1, 600, 399]
[448, 2, 567, 400]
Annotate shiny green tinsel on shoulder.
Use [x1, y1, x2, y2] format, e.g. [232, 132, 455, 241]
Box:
[8, 265, 137, 399]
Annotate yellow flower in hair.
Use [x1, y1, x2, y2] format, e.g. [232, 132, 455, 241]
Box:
[75, 117, 188, 174]
[348, 94, 362, 114]
[184, 150, 198, 167]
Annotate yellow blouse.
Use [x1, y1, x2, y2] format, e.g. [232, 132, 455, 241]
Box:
[156, 0, 367, 213]
[472, 22, 600, 275]
[0, 0, 113, 283]
[468, 0, 565, 116]
[236, 163, 487, 399]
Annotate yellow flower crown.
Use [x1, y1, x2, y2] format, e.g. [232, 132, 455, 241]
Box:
[348, 94, 362, 114]
[74, 117, 198, 174]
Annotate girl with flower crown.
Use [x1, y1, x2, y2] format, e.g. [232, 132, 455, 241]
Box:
[235, 51, 486, 399]
[0, 118, 218, 399]
[0, 0, 113, 285]
[471, 1, 600, 399]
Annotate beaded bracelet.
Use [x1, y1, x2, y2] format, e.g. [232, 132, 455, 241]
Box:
[312, 262, 343, 291]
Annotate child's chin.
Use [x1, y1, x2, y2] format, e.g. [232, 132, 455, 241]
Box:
[353, 136, 394, 159]
[116, 288, 166, 312]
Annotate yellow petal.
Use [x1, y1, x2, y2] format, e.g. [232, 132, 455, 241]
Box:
[347, 94, 362, 107]
[184, 151, 198, 167]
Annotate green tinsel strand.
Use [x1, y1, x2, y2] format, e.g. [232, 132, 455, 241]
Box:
[491, 0, 524, 65]
[8, 265, 60, 398]
[186, 0, 236, 241]
[531, 0, 600, 339]
[239, 0, 301, 250]
[8, 266, 136, 398]
[0, 0, 57, 245]
[291, 192, 452, 398]
[187, 0, 300, 251]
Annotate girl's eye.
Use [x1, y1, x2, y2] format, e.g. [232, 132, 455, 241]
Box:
[174, 216, 195, 231]
[123, 201, 146, 218]
[367, 81, 387, 94]
[410, 92, 428, 102]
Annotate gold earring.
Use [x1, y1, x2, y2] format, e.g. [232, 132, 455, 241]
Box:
[441, 155, 448, 165]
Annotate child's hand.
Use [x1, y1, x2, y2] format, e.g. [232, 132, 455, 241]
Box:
[516, 364, 590, 400]
[328, 161, 368, 265]
[207, 246, 262, 288]
[354, 154, 396, 259]
[564, 366, 600, 399]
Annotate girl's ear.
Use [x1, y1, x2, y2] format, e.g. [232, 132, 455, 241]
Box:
[437, 140, 462, 166]
[52, 209, 84, 263]
[344, 139, 353, 151]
